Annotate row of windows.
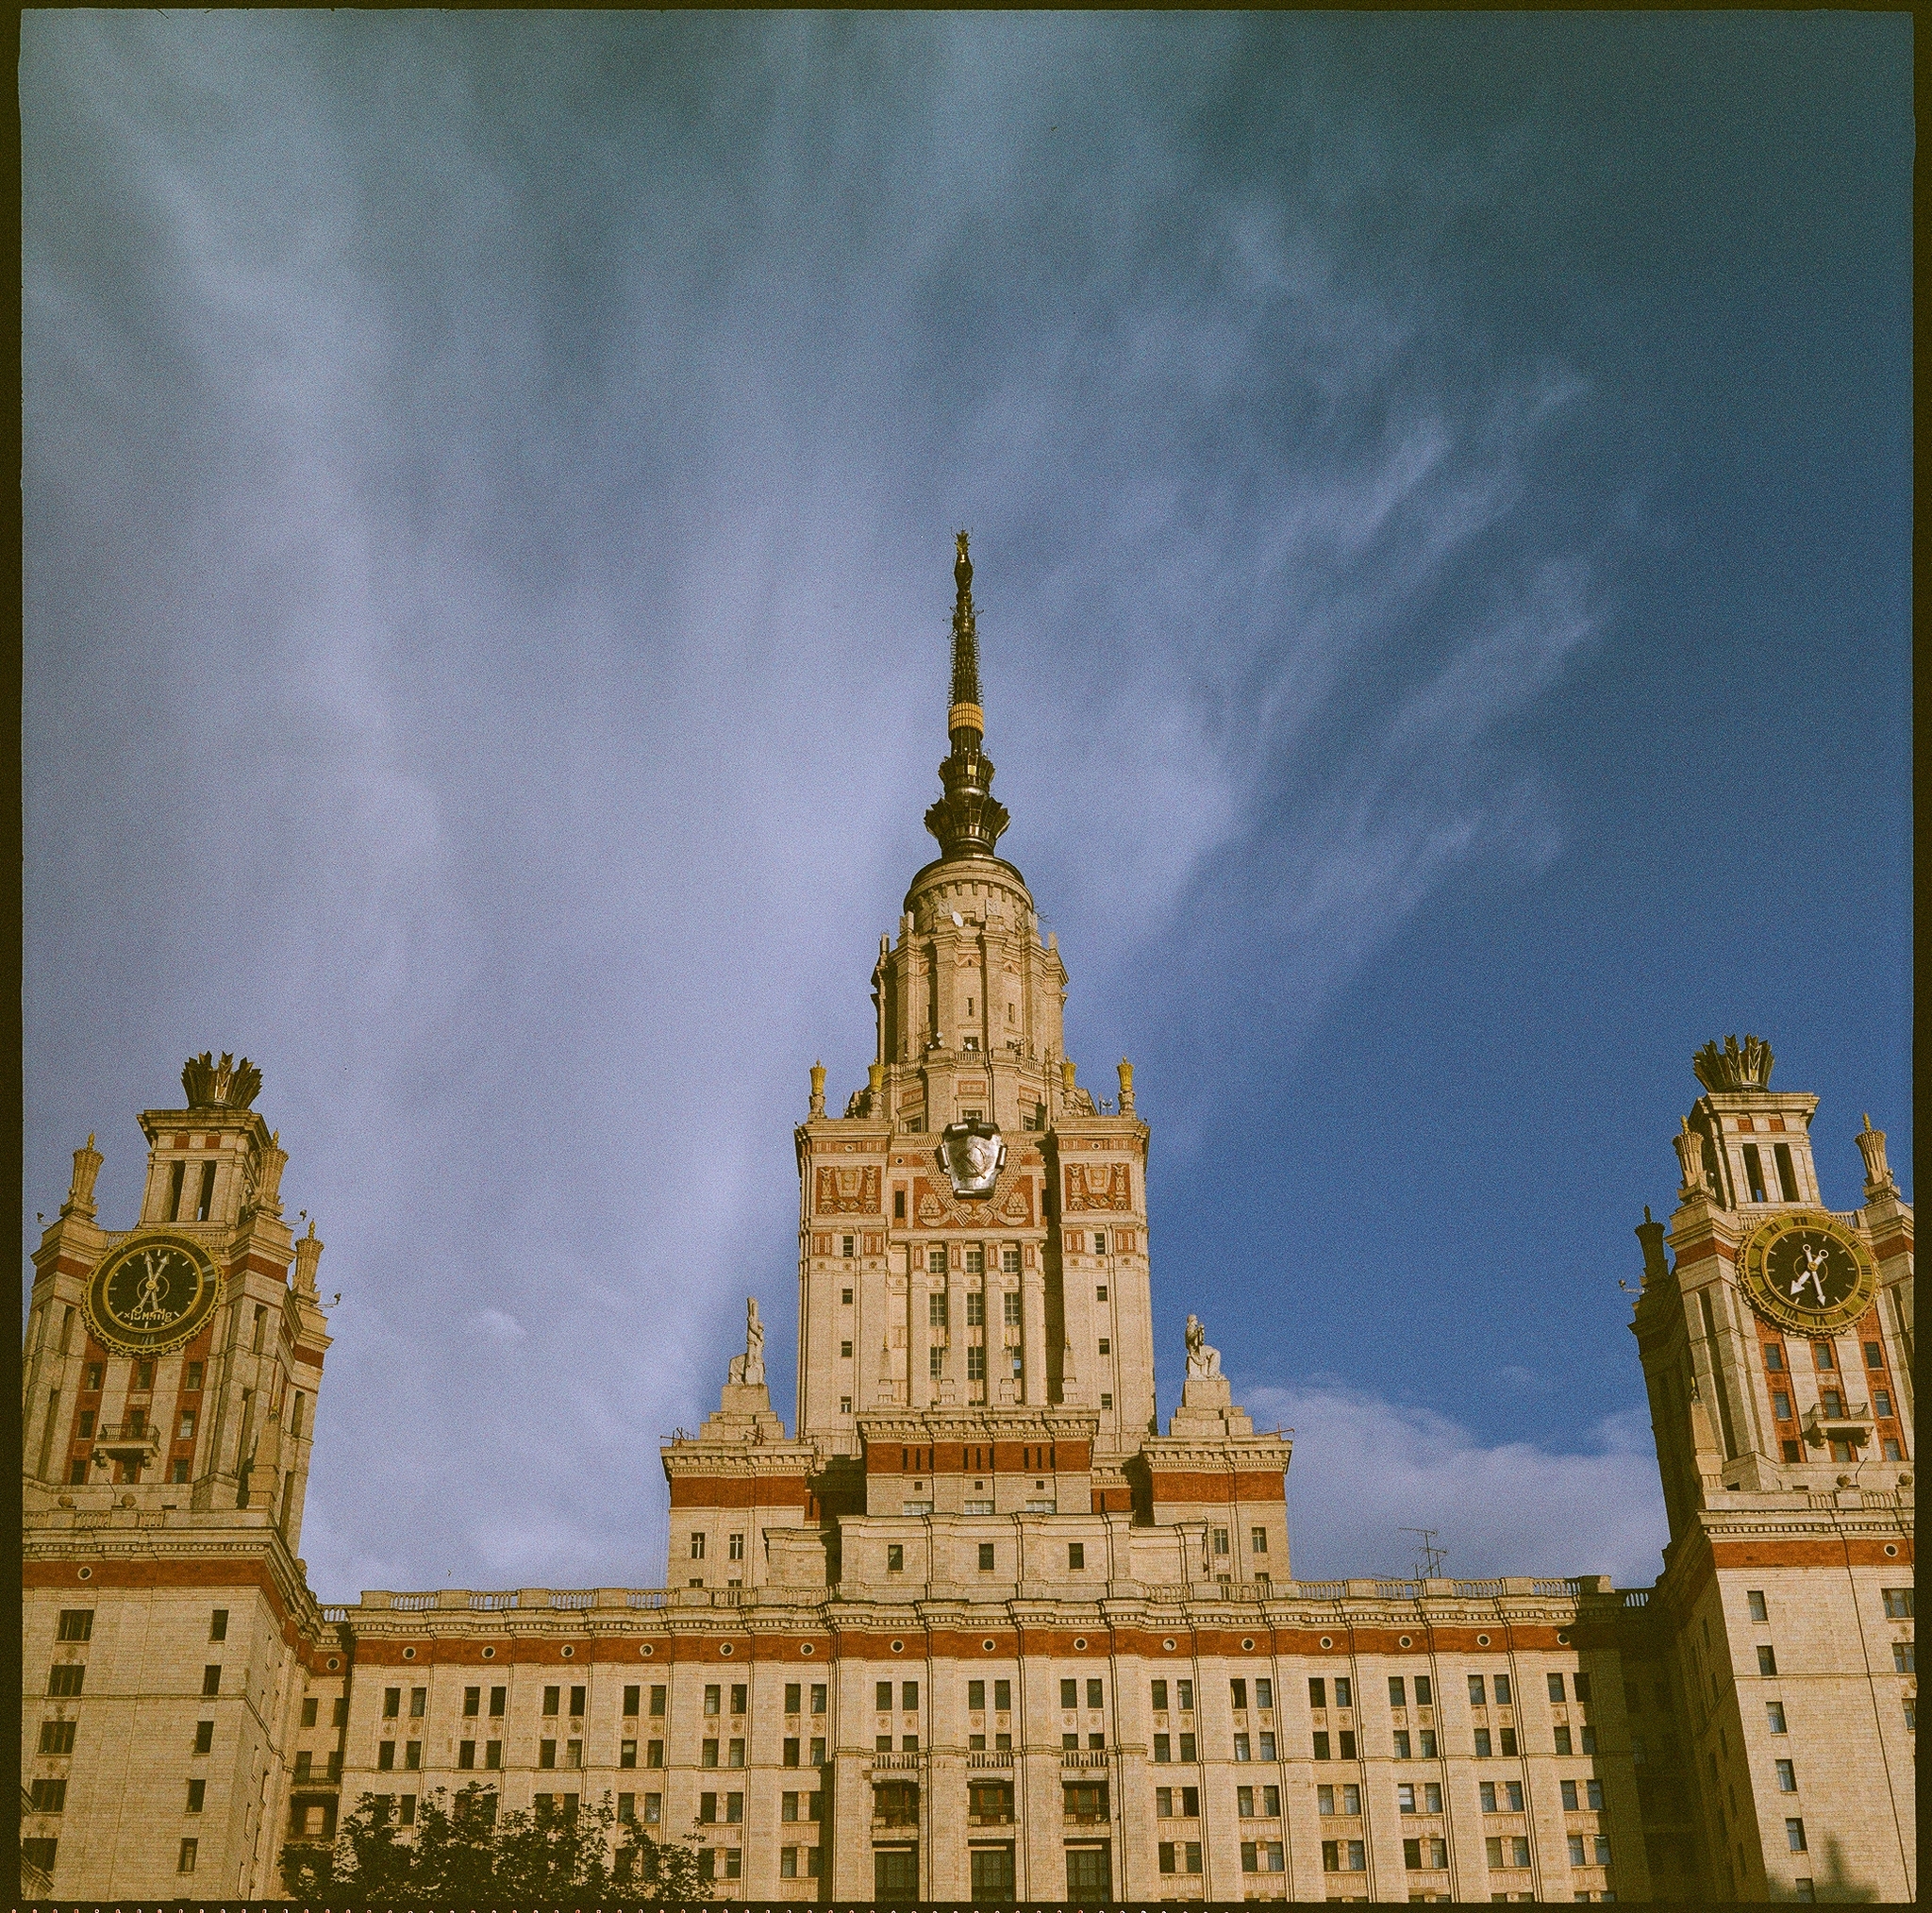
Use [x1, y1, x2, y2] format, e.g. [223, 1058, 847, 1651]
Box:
[1763, 1338, 1889, 1374]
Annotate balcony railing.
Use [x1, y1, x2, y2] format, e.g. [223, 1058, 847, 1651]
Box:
[1804, 1401, 1873, 1439]
[966, 1750, 1014, 1770]
[1062, 1749, 1109, 1770]
[92, 1419, 162, 1452]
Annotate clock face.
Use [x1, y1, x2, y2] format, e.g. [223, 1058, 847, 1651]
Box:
[82, 1234, 223, 1356]
[1738, 1210, 1875, 1338]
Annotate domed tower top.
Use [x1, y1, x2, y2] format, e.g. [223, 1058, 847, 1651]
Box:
[923, 531, 1011, 863]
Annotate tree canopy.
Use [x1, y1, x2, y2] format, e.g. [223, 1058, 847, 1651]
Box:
[280, 1783, 708, 1902]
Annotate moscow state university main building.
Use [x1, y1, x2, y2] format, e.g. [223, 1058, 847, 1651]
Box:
[21, 538, 1917, 1902]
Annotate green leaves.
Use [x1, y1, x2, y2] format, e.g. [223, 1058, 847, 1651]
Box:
[280, 1782, 707, 1903]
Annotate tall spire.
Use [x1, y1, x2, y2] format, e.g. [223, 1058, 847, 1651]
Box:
[948, 529, 983, 729]
[924, 531, 1010, 861]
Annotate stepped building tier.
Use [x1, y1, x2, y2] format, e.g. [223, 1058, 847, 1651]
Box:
[20, 541, 1914, 1904]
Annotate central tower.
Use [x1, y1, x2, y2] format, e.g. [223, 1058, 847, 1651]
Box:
[792, 536, 1157, 1472]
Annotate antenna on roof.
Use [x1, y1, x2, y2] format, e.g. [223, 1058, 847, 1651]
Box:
[1400, 1526, 1448, 1580]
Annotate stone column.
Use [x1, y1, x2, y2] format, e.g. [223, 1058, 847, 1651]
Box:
[1021, 1256, 1048, 1406]
[912, 1258, 932, 1410]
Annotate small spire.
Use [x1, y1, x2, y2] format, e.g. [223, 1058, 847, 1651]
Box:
[949, 530, 982, 729]
[924, 531, 1011, 861]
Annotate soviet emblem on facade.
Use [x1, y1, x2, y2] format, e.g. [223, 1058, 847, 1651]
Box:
[939, 1118, 1006, 1199]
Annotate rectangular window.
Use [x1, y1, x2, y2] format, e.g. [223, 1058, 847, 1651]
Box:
[378, 1743, 396, 1772]
[1178, 1731, 1197, 1760]
[1392, 1730, 1411, 1757]
[1469, 1674, 1487, 1705]
[1154, 1734, 1171, 1762]
[978, 1541, 994, 1571]
[1814, 1341, 1835, 1369]
[1474, 1728, 1492, 1756]
[1742, 1143, 1767, 1202]
[967, 1345, 986, 1381]
[1312, 1732, 1330, 1760]
[1747, 1589, 1769, 1621]
[39, 1721, 76, 1755]
[929, 1291, 948, 1325]
[1883, 1588, 1914, 1618]
[929, 1345, 944, 1378]
[1338, 1729, 1357, 1759]
[1060, 1677, 1078, 1708]
[413, 1686, 429, 1718]
[1232, 1677, 1249, 1710]
[56, 1610, 93, 1642]
[1390, 1675, 1407, 1707]
[1233, 1732, 1251, 1760]
[1787, 1818, 1807, 1853]
[1893, 1641, 1916, 1673]
[1775, 1757, 1797, 1792]
[178, 1838, 198, 1873]
[1177, 1678, 1194, 1709]
[1758, 1646, 1778, 1675]
[1419, 1727, 1438, 1756]
[458, 1741, 475, 1770]
[1547, 1672, 1565, 1702]
[1499, 1726, 1518, 1755]
[1774, 1142, 1799, 1199]
[28, 1779, 67, 1814]
[201, 1665, 221, 1697]
[1495, 1672, 1512, 1704]
[1256, 1678, 1274, 1709]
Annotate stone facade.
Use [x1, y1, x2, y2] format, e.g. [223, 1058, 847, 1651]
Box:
[18, 545, 1914, 1902]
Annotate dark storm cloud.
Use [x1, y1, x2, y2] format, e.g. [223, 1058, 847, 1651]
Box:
[24, 13, 1908, 1592]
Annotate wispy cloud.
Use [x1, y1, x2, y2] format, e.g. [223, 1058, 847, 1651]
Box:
[22, 13, 1688, 1595]
[1243, 1381, 1667, 1589]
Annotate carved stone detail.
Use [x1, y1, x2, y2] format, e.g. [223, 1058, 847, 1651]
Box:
[1064, 1161, 1131, 1213]
[815, 1164, 882, 1215]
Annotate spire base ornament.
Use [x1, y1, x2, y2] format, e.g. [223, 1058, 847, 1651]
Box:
[924, 532, 1012, 863]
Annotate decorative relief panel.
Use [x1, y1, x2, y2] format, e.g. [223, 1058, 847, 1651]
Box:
[815, 1164, 882, 1215]
[1063, 1161, 1132, 1212]
[911, 1172, 1035, 1231]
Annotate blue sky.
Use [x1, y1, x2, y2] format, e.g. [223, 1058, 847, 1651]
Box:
[22, 13, 1910, 1595]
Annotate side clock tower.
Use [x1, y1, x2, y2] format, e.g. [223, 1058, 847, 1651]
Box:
[1629, 1035, 1914, 1902]
[21, 1054, 333, 1897]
